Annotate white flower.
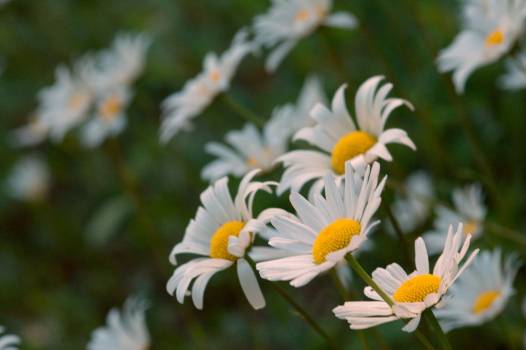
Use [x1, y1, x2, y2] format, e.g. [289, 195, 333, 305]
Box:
[166, 170, 277, 310]
[498, 52, 526, 90]
[277, 76, 415, 198]
[81, 86, 132, 148]
[423, 183, 486, 255]
[387, 171, 434, 234]
[6, 156, 50, 202]
[435, 249, 520, 332]
[0, 326, 20, 350]
[256, 162, 385, 287]
[437, 0, 526, 93]
[87, 297, 150, 350]
[333, 224, 479, 332]
[10, 114, 49, 148]
[254, 0, 357, 72]
[160, 30, 255, 142]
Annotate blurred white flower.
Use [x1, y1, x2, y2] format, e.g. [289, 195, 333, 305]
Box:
[160, 30, 255, 142]
[499, 52, 526, 90]
[423, 183, 486, 255]
[6, 156, 50, 202]
[167, 170, 277, 310]
[334, 225, 479, 332]
[254, 0, 357, 72]
[10, 114, 49, 148]
[0, 326, 20, 350]
[256, 162, 385, 287]
[387, 171, 434, 234]
[435, 249, 520, 332]
[437, 0, 526, 93]
[277, 76, 415, 198]
[87, 297, 150, 350]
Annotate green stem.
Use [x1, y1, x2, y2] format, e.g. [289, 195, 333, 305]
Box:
[221, 94, 265, 127]
[384, 204, 413, 267]
[424, 310, 452, 350]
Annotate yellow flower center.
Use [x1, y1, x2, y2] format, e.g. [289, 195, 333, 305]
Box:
[209, 69, 221, 82]
[209, 220, 245, 261]
[485, 29, 504, 46]
[68, 92, 89, 110]
[312, 219, 361, 264]
[295, 9, 310, 22]
[393, 274, 441, 303]
[463, 220, 478, 235]
[331, 131, 376, 174]
[472, 290, 501, 314]
[99, 95, 123, 121]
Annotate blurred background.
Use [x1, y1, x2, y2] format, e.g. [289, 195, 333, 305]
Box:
[1, 0, 525, 349]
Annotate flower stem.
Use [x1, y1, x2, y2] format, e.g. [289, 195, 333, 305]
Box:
[424, 310, 452, 350]
[384, 203, 413, 267]
[221, 94, 265, 127]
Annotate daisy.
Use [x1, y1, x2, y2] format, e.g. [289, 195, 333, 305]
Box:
[387, 171, 434, 234]
[166, 170, 277, 310]
[160, 30, 255, 142]
[10, 114, 49, 148]
[0, 326, 20, 350]
[6, 156, 50, 202]
[87, 297, 150, 350]
[333, 224, 479, 332]
[498, 53, 526, 90]
[437, 0, 526, 93]
[277, 76, 415, 198]
[434, 249, 520, 332]
[423, 183, 486, 255]
[256, 161, 386, 287]
[253, 0, 357, 72]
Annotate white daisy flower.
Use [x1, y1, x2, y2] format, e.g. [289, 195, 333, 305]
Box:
[277, 76, 415, 198]
[437, 0, 526, 93]
[498, 52, 526, 90]
[254, 0, 357, 72]
[6, 156, 50, 202]
[87, 297, 150, 350]
[388, 171, 434, 234]
[333, 224, 479, 332]
[81, 86, 132, 148]
[423, 183, 486, 255]
[256, 161, 386, 287]
[0, 326, 20, 350]
[160, 30, 255, 142]
[435, 249, 520, 332]
[10, 114, 49, 148]
[166, 170, 277, 310]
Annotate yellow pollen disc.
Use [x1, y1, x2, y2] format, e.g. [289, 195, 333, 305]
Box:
[463, 220, 478, 235]
[209, 220, 245, 261]
[315, 5, 327, 18]
[312, 219, 361, 264]
[485, 29, 504, 46]
[472, 290, 501, 314]
[295, 9, 310, 22]
[209, 69, 221, 82]
[331, 131, 376, 174]
[99, 95, 123, 121]
[393, 274, 441, 303]
[69, 93, 88, 109]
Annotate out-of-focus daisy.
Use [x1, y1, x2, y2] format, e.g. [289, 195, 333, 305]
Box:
[0, 326, 20, 350]
[160, 30, 255, 142]
[10, 114, 49, 148]
[256, 162, 385, 287]
[435, 249, 520, 332]
[254, 0, 357, 72]
[334, 224, 479, 332]
[87, 297, 150, 350]
[387, 171, 434, 234]
[437, 0, 526, 93]
[423, 183, 486, 255]
[277, 76, 415, 197]
[499, 53, 526, 90]
[167, 170, 276, 310]
[6, 156, 50, 202]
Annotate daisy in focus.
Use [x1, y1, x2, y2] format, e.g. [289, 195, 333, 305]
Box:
[434, 249, 520, 332]
[437, 0, 526, 93]
[0, 326, 20, 350]
[5, 156, 50, 202]
[87, 297, 150, 350]
[256, 161, 386, 287]
[277, 76, 415, 197]
[423, 183, 486, 255]
[167, 170, 276, 310]
[499, 52, 526, 90]
[253, 0, 357, 72]
[333, 224, 479, 332]
[160, 30, 255, 142]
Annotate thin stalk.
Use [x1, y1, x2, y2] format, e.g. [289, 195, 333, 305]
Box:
[424, 310, 452, 350]
[221, 94, 265, 127]
[383, 204, 413, 267]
